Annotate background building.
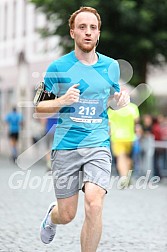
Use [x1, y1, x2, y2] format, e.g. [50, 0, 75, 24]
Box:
[0, 0, 62, 154]
[147, 64, 167, 115]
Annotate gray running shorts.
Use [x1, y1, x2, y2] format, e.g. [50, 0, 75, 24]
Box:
[51, 147, 112, 199]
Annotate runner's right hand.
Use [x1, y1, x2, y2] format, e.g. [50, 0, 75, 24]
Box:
[62, 84, 80, 105]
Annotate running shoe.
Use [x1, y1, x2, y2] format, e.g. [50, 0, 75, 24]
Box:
[40, 202, 57, 244]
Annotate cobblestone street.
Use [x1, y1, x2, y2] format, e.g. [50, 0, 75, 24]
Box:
[0, 155, 167, 252]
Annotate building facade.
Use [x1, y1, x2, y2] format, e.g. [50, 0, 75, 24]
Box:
[0, 0, 61, 154]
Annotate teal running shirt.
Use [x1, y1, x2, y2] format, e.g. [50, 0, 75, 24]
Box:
[44, 51, 120, 150]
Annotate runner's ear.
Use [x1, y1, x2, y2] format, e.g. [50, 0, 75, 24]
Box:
[96, 39, 99, 47]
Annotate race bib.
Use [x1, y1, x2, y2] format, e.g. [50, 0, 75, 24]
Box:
[70, 99, 103, 123]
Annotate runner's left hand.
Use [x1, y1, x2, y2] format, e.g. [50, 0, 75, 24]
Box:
[114, 91, 130, 108]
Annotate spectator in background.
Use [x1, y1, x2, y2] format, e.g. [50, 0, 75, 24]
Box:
[152, 117, 161, 141]
[142, 114, 153, 134]
[152, 117, 162, 177]
[4, 107, 23, 162]
[132, 123, 144, 178]
[140, 114, 155, 177]
[157, 115, 167, 177]
[158, 114, 167, 141]
[108, 102, 139, 187]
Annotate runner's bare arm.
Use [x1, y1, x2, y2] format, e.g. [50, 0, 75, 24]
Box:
[35, 84, 80, 114]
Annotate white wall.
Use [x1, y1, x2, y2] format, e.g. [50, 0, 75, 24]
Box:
[147, 65, 167, 97]
[0, 0, 61, 67]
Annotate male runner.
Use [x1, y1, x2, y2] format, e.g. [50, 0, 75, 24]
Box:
[35, 6, 130, 252]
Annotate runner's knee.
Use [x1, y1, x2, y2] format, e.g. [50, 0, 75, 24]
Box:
[85, 196, 103, 220]
[59, 210, 76, 224]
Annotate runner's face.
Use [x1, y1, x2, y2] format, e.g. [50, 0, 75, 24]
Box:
[70, 12, 100, 53]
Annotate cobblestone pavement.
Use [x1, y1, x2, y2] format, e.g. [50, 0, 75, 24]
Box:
[0, 155, 167, 252]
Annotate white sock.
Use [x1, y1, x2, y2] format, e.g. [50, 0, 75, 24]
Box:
[47, 214, 57, 228]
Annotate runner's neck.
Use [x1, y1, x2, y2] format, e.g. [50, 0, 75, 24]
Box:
[74, 49, 98, 65]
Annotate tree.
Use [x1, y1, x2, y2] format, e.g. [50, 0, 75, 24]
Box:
[30, 0, 167, 86]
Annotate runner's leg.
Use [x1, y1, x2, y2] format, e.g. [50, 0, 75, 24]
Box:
[51, 193, 79, 224]
[81, 182, 106, 252]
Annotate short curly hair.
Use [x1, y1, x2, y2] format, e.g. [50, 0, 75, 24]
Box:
[69, 6, 101, 30]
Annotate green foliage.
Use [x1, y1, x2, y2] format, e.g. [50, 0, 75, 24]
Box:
[139, 94, 157, 116]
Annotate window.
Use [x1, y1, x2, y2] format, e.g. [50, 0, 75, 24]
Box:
[4, 3, 8, 40]
[13, 0, 17, 38]
[23, 0, 27, 36]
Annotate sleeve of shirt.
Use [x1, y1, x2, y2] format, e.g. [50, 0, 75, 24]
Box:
[109, 60, 120, 95]
[44, 62, 59, 96]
